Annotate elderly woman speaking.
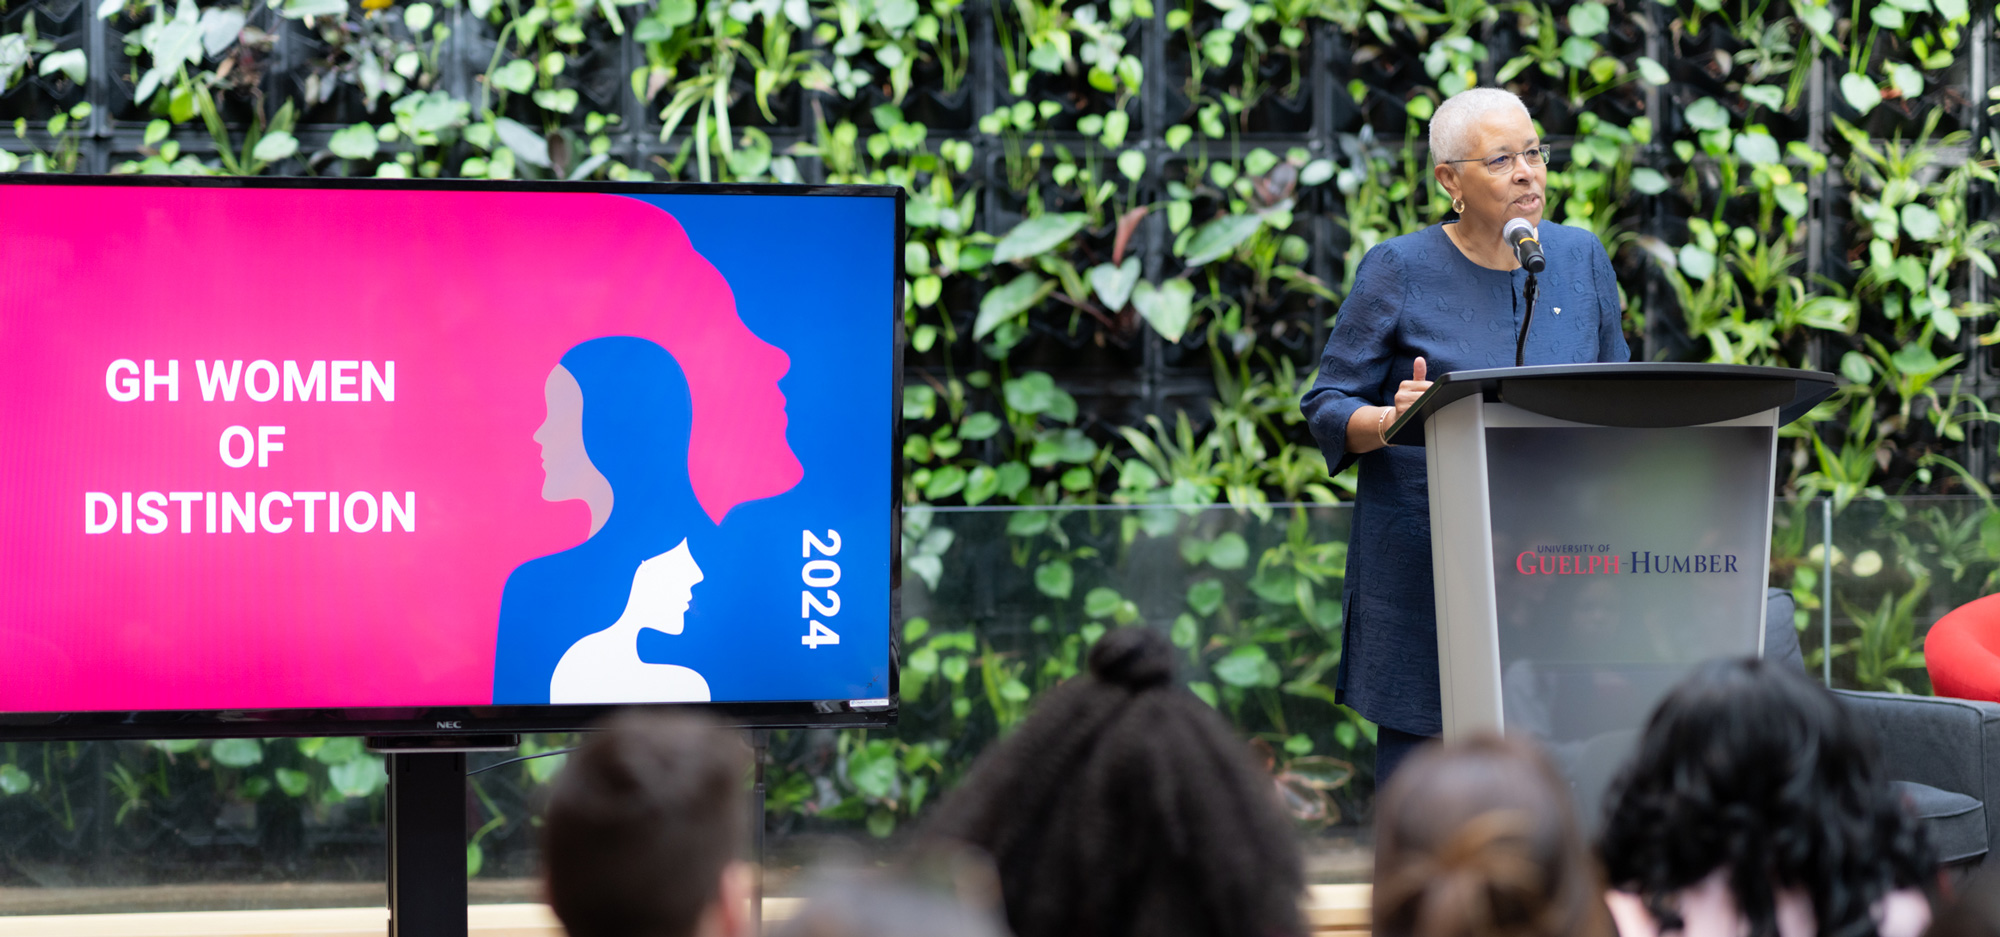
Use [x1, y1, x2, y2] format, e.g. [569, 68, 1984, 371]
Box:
[1300, 87, 1630, 784]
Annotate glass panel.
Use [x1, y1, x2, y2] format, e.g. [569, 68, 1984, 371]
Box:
[3, 496, 1976, 911]
[1821, 496, 1997, 694]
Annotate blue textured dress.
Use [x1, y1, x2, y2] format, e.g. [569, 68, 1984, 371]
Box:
[1300, 221, 1632, 736]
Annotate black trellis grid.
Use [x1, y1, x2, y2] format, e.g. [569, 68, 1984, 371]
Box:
[1, 0, 1995, 460]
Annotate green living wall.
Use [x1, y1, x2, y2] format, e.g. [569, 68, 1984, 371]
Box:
[0, 0, 1995, 878]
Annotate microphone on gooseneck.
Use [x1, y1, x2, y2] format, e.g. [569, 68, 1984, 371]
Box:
[1504, 217, 1545, 273]
[1505, 218, 1545, 367]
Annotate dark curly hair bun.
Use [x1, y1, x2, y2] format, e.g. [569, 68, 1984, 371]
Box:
[1088, 627, 1175, 690]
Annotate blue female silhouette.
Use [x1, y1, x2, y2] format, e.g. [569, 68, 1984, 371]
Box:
[492, 336, 715, 705]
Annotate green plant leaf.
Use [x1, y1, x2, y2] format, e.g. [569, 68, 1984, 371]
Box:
[310, 736, 363, 765]
[963, 465, 999, 505]
[1182, 212, 1261, 266]
[279, 0, 345, 18]
[1567, 1, 1609, 36]
[974, 273, 1050, 340]
[1900, 203, 1942, 241]
[1171, 612, 1200, 648]
[1187, 579, 1224, 616]
[1207, 532, 1249, 569]
[328, 123, 379, 160]
[1630, 167, 1669, 195]
[959, 412, 1002, 440]
[251, 130, 299, 163]
[495, 117, 551, 167]
[993, 213, 1086, 264]
[532, 88, 579, 114]
[924, 465, 967, 500]
[1035, 559, 1074, 599]
[1839, 73, 1880, 114]
[1029, 428, 1097, 466]
[1740, 84, 1784, 111]
[1868, 4, 1903, 29]
[1131, 278, 1195, 342]
[1634, 56, 1668, 85]
[1884, 62, 1924, 100]
[1683, 97, 1729, 131]
[327, 756, 385, 799]
[1733, 131, 1779, 166]
[1117, 149, 1146, 181]
[1084, 587, 1124, 618]
[1088, 257, 1141, 311]
[0, 764, 31, 795]
[211, 738, 263, 768]
[1677, 244, 1717, 282]
[1003, 371, 1077, 421]
[847, 744, 897, 800]
[38, 49, 86, 85]
[1839, 350, 1873, 384]
[493, 59, 536, 95]
[1214, 644, 1279, 687]
[405, 91, 469, 132]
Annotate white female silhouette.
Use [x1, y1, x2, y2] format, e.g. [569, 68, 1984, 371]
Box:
[548, 540, 711, 703]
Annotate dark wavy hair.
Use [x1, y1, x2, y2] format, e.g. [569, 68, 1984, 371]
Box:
[921, 627, 1307, 937]
[1374, 734, 1610, 937]
[1597, 658, 1932, 937]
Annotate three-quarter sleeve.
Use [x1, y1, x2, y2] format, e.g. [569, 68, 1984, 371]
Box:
[1590, 240, 1632, 363]
[1302, 242, 1402, 476]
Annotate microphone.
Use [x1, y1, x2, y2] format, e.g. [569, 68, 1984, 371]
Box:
[1504, 217, 1546, 273]
[1505, 218, 1543, 367]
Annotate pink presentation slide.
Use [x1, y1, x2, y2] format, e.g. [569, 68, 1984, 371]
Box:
[0, 185, 809, 713]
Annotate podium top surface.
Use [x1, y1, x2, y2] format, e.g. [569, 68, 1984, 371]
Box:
[1383, 362, 1837, 444]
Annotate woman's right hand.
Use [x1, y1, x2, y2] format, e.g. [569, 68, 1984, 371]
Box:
[1343, 357, 1434, 454]
[1393, 357, 1432, 423]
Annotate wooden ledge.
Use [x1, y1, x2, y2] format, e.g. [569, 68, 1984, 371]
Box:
[0, 886, 1370, 936]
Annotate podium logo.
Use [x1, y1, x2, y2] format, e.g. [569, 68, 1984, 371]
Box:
[1516, 551, 1620, 575]
[1514, 546, 1741, 575]
[1628, 551, 1739, 574]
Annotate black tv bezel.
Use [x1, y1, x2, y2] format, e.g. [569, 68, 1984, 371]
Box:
[0, 174, 904, 739]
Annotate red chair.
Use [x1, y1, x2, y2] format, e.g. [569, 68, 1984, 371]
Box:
[1926, 592, 2000, 703]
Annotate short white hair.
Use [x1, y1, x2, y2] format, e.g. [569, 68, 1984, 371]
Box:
[1428, 88, 1531, 165]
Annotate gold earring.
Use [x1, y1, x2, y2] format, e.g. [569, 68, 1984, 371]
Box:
[1452, 197, 1465, 214]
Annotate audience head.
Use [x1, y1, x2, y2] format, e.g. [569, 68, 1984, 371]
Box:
[1597, 657, 1932, 937]
[1372, 734, 1610, 937]
[922, 626, 1307, 937]
[542, 710, 752, 937]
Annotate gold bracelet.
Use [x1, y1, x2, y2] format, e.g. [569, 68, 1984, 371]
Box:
[1377, 406, 1392, 446]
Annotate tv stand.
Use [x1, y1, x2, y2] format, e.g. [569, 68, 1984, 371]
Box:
[374, 736, 518, 937]
[387, 751, 472, 937]
[375, 730, 772, 937]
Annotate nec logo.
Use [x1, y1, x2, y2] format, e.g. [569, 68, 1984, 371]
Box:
[436, 721, 461, 729]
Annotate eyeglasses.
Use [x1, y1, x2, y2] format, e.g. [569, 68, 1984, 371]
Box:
[1443, 144, 1553, 176]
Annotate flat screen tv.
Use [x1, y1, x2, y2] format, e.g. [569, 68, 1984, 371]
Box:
[0, 177, 903, 739]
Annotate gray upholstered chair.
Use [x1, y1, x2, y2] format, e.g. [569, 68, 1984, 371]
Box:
[1767, 587, 2000, 868]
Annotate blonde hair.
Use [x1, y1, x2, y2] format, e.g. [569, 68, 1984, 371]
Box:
[1428, 88, 1531, 164]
